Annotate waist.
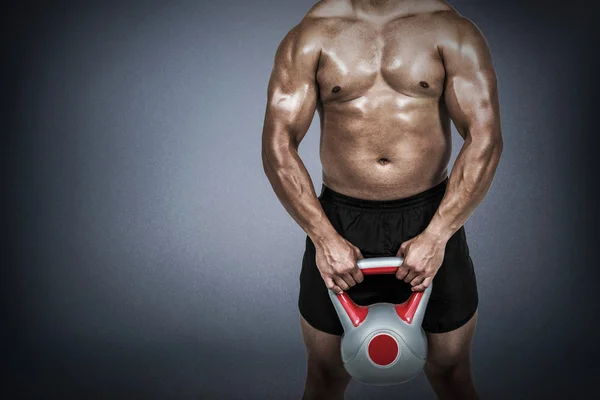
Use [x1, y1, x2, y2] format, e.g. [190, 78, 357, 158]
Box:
[318, 178, 448, 210]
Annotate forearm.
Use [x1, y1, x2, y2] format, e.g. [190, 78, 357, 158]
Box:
[425, 135, 503, 243]
[262, 145, 338, 245]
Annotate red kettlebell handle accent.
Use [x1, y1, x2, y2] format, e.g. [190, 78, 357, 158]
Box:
[335, 257, 425, 326]
[335, 292, 369, 327]
[394, 290, 424, 324]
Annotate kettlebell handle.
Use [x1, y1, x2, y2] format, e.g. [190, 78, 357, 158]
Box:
[356, 256, 405, 275]
[329, 257, 433, 330]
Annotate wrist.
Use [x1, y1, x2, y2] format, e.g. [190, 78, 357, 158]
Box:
[308, 225, 339, 248]
[423, 224, 453, 246]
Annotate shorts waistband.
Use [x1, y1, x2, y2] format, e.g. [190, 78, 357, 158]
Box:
[318, 178, 448, 210]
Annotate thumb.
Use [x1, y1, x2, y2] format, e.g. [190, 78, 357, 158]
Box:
[399, 241, 408, 255]
[353, 245, 364, 260]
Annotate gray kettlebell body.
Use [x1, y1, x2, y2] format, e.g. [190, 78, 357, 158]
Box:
[328, 257, 433, 386]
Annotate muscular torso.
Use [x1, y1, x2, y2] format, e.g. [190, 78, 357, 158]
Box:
[311, 1, 454, 199]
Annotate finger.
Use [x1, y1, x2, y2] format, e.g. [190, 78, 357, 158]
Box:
[412, 277, 433, 292]
[355, 249, 365, 260]
[349, 266, 364, 284]
[395, 252, 409, 277]
[333, 276, 350, 292]
[404, 271, 419, 283]
[410, 275, 426, 287]
[341, 272, 357, 288]
[399, 241, 409, 255]
[323, 276, 343, 295]
[395, 266, 410, 280]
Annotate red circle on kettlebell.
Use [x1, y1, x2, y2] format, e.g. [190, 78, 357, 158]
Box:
[367, 334, 398, 366]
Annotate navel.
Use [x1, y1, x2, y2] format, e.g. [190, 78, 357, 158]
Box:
[332, 86, 341, 93]
[378, 158, 390, 165]
[419, 81, 429, 89]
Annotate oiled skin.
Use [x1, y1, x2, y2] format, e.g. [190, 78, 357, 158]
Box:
[262, 3, 502, 398]
[262, 0, 502, 293]
[315, 3, 454, 200]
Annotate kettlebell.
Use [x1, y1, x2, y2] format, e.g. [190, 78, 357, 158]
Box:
[328, 256, 433, 386]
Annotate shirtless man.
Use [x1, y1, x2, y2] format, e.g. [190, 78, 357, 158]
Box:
[261, 0, 502, 398]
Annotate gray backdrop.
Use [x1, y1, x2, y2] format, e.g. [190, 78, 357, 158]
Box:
[6, 0, 598, 398]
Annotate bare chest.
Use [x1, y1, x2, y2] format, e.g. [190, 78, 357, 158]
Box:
[316, 20, 446, 103]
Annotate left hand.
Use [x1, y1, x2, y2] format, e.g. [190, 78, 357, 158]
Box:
[395, 230, 447, 292]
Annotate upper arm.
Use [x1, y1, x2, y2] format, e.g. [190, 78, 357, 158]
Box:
[262, 21, 322, 154]
[439, 16, 501, 142]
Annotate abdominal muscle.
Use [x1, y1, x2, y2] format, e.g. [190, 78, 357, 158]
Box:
[318, 97, 453, 201]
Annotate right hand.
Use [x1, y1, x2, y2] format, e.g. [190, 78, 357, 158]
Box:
[314, 235, 364, 294]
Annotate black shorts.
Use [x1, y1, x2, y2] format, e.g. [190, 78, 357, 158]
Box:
[298, 178, 478, 335]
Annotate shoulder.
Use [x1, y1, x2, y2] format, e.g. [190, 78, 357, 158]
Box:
[429, 8, 488, 49]
[276, 0, 351, 58]
[306, 0, 354, 20]
[409, 0, 454, 15]
[430, 10, 496, 78]
[297, 0, 354, 37]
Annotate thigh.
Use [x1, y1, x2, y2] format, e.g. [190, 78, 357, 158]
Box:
[300, 315, 351, 382]
[299, 234, 345, 336]
[423, 226, 479, 333]
[426, 309, 478, 367]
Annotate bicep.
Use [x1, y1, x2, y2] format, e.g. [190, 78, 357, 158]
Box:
[442, 19, 500, 141]
[262, 25, 320, 151]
